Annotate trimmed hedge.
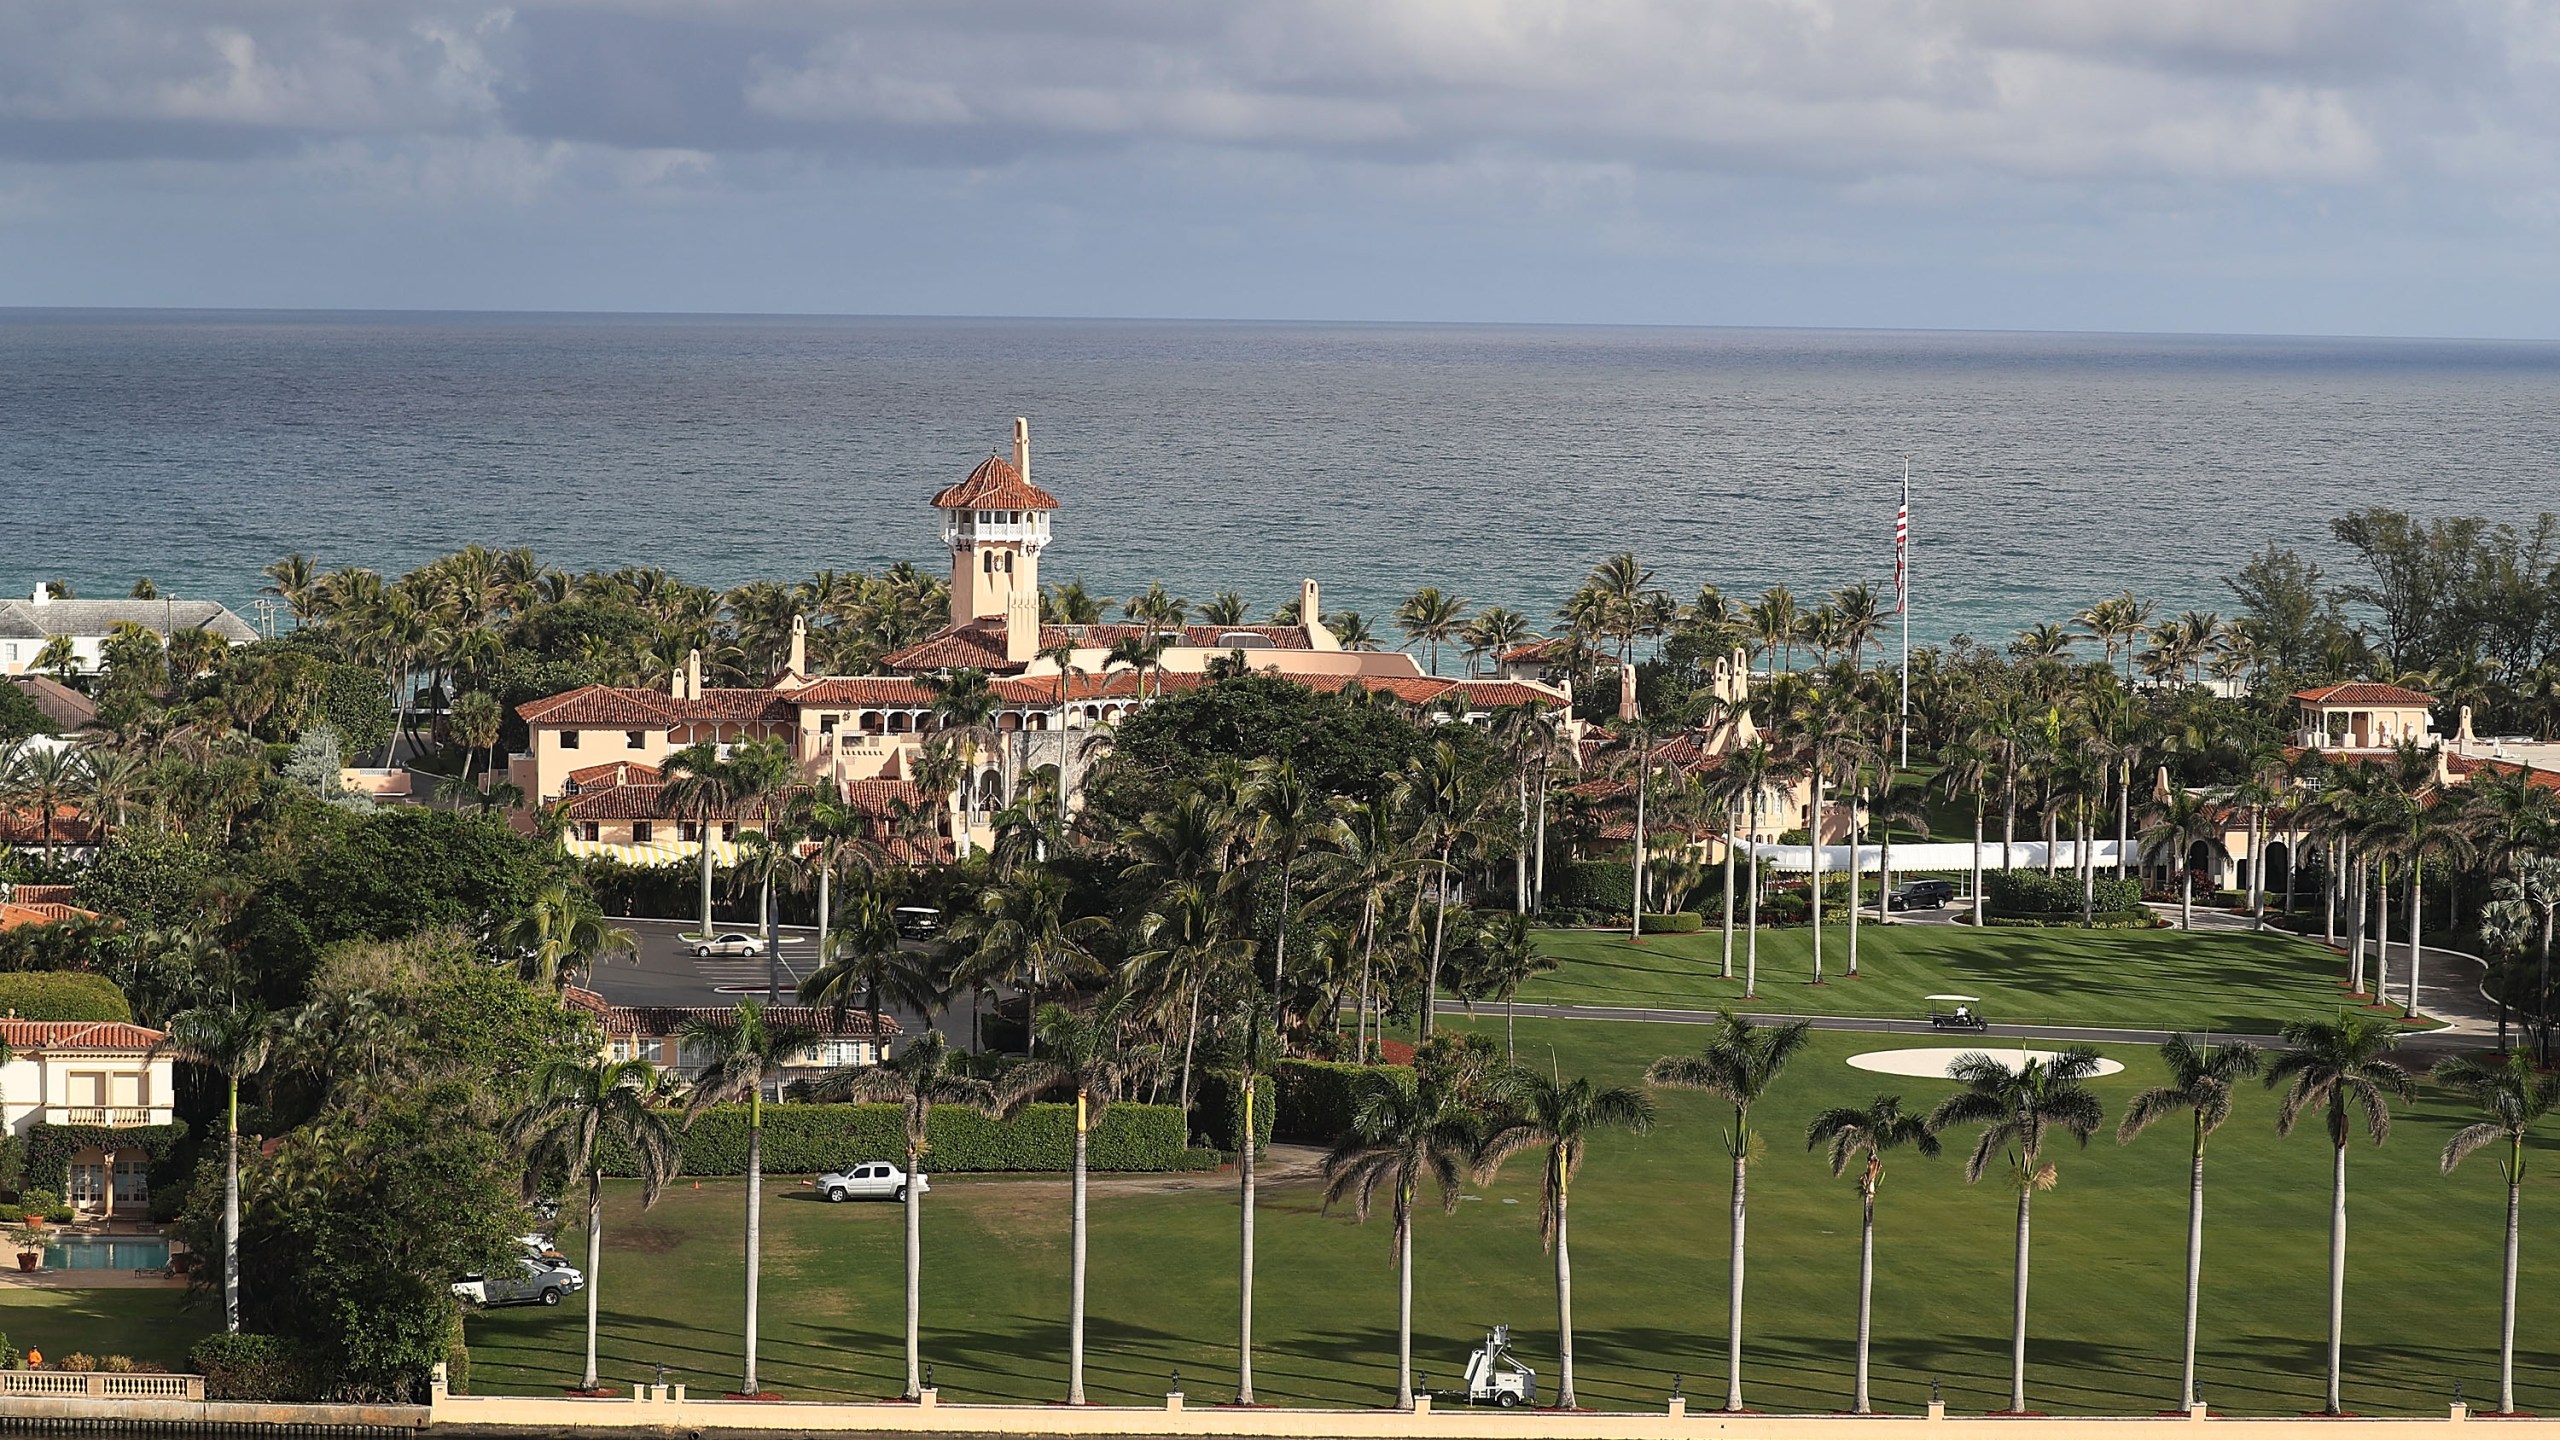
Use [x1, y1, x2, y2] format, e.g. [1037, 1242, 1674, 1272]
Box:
[1546, 861, 1633, 915]
[1273, 1060, 1412, 1145]
[598, 1102, 1193, 1177]
[0, 973, 131, 1022]
[1985, 870, 2141, 917]
[1988, 910, 2161, 930]
[1189, 1074, 1276, 1155]
[1637, 911, 1702, 933]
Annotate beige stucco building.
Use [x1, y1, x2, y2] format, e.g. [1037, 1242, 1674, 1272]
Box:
[510, 420, 1573, 866]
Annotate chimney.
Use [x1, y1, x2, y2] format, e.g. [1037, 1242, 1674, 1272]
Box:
[1012, 417, 1031, 485]
[787, 615, 808, 681]
[1300, 578, 1340, 650]
[686, 648, 703, 702]
[670, 665, 684, 699]
[28, 585, 47, 607]
[2458, 703, 2476, 749]
[1617, 664, 1640, 722]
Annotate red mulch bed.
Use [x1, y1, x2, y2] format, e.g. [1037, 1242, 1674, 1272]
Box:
[563, 1386, 619, 1398]
[1377, 1039, 1418, 1066]
[724, 1391, 788, 1401]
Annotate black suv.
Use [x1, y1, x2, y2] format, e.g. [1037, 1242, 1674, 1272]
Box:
[1887, 879, 1958, 911]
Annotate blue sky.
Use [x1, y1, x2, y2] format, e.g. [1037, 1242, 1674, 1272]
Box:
[5, 0, 2557, 336]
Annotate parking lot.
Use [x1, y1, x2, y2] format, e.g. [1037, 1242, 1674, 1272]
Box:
[586, 917, 981, 1050]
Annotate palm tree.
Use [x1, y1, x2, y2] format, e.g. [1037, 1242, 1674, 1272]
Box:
[1645, 1012, 1813, 1411]
[2143, 778, 2215, 930]
[1472, 1068, 1652, 1409]
[3, 743, 86, 866]
[1929, 1047, 2107, 1414]
[679, 1001, 818, 1396]
[803, 779, 883, 966]
[660, 741, 740, 936]
[800, 879, 946, 1043]
[1804, 1095, 1941, 1413]
[1311, 791, 1422, 1061]
[1400, 739, 1490, 1039]
[501, 884, 638, 990]
[945, 865, 1106, 1055]
[154, 1003, 274, 1333]
[33, 636, 77, 684]
[1245, 756, 1327, 1001]
[1394, 587, 1469, 675]
[1320, 1069, 1479, 1408]
[1019, 1002, 1132, 1404]
[804, 1032, 1037, 1398]
[2265, 1011, 2414, 1414]
[503, 1057, 683, 1394]
[1717, 741, 1789, 996]
[2115, 1036, 2261, 1411]
[2431, 1049, 2559, 1415]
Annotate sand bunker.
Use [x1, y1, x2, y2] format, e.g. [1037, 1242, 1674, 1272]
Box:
[1846, 1047, 2126, 1079]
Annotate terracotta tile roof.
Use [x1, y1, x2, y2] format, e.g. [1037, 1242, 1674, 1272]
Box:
[2294, 682, 2435, 708]
[7, 676, 95, 731]
[0, 1019, 163, 1051]
[931, 455, 1061, 512]
[881, 622, 1018, 674]
[0, 808, 100, 845]
[7, 885, 75, 905]
[783, 677, 941, 707]
[2450, 756, 2560, 791]
[991, 672, 1149, 704]
[561, 783, 678, 822]
[517, 685, 680, 727]
[1049, 623, 1313, 653]
[836, 779, 931, 817]
[1496, 637, 1564, 664]
[1448, 680, 1567, 709]
[517, 684, 793, 729]
[0, 901, 99, 930]
[567, 761, 661, 789]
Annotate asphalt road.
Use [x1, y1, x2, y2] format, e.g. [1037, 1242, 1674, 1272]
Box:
[588, 917, 984, 1049]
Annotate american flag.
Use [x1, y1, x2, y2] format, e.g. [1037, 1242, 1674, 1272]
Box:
[1894, 464, 1909, 614]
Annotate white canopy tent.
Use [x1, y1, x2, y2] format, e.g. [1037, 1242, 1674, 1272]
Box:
[1739, 839, 2130, 875]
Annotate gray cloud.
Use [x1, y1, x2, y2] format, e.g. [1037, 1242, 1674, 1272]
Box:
[0, 0, 2544, 188]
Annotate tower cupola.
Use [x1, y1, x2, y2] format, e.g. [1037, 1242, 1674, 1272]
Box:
[932, 417, 1062, 659]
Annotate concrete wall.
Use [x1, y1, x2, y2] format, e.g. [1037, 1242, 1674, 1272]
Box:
[430, 1386, 2517, 1439]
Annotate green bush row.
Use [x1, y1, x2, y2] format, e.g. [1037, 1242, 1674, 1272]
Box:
[1985, 871, 2142, 916]
[191, 1333, 321, 1401]
[1545, 861, 1633, 914]
[1638, 911, 1702, 933]
[1188, 1075, 1275, 1155]
[0, 973, 131, 1022]
[1271, 1059, 1412, 1145]
[594, 1102, 1196, 1177]
[1986, 911, 2162, 930]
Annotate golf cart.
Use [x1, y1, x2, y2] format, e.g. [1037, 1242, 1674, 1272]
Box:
[1925, 994, 1987, 1031]
[1455, 1325, 1536, 1407]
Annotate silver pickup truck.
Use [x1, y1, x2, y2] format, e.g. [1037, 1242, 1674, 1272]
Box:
[453, 1257, 586, 1308]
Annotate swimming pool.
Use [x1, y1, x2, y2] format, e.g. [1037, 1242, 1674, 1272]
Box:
[40, 1236, 171, 1271]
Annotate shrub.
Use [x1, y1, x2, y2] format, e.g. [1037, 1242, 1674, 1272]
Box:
[1986, 911, 2160, 930]
[1985, 870, 2141, 917]
[0, 974, 131, 1023]
[1638, 911, 1702, 934]
[16, 1189, 58, 1221]
[98, 1355, 134, 1374]
[191, 1334, 319, 1402]
[1188, 1076, 1275, 1156]
[1546, 861, 1633, 915]
[600, 1102, 1194, 1176]
[0, 1332, 17, 1370]
[58, 1353, 95, 1373]
[1273, 1060, 1413, 1145]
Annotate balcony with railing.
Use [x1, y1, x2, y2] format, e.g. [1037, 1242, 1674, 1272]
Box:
[45, 1106, 171, 1129]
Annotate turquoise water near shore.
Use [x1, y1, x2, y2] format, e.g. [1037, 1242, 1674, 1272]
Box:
[4, 311, 2556, 644]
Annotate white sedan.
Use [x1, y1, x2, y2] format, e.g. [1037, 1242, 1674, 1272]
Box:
[815, 1161, 929, 1203]
[691, 932, 766, 958]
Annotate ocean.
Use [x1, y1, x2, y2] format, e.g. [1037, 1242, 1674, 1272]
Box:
[5, 310, 2557, 648]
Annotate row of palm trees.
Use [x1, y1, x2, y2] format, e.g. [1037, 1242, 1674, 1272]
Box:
[483, 1000, 2549, 1417]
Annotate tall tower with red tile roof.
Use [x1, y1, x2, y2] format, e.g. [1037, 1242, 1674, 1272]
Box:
[933, 418, 1061, 664]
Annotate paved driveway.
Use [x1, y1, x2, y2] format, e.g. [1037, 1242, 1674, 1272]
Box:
[586, 917, 981, 1050]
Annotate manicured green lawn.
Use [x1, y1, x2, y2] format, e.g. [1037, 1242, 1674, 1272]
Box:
[0, 1286, 208, 1369]
[468, 1020, 2542, 1415]
[1521, 922, 2423, 1034]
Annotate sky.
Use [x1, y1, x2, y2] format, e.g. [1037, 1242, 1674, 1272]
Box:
[5, 0, 2559, 335]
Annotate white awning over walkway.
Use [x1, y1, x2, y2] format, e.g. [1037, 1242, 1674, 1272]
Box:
[1743, 840, 2129, 875]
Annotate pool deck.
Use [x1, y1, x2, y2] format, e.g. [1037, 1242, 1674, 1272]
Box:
[0, 1266, 185, 1289]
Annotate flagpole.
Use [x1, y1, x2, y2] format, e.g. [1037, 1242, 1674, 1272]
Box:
[1898, 456, 1910, 769]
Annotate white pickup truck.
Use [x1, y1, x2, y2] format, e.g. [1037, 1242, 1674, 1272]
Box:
[814, 1161, 929, 1203]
